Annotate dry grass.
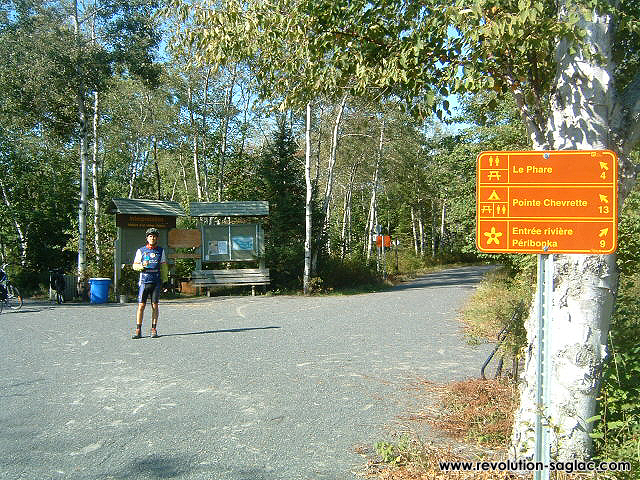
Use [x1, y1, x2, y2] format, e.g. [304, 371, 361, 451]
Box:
[426, 378, 517, 448]
[363, 378, 598, 480]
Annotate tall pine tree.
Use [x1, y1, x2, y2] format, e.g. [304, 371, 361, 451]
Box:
[259, 121, 305, 289]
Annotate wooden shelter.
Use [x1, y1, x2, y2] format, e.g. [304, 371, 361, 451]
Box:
[189, 201, 270, 294]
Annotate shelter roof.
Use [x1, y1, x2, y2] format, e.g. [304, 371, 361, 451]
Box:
[190, 201, 269, 217]
[109, 198, 186, 216]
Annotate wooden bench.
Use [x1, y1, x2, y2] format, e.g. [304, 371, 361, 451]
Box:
[190, 269, 270, 295]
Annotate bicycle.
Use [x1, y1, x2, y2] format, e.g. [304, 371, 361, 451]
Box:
[0, 264, 23, 314]
[165, 274, 184, 295]
[49, 268, 65, 304]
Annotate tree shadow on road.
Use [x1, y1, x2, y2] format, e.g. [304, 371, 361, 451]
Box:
[105, 454, 281, 479]
[102, 454, 196, 479]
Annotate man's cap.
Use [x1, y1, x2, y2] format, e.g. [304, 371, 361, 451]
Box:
[145, 227, 160, 236]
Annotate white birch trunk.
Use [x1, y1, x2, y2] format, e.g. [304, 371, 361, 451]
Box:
[193, 134, 202, 201]
[410, 206, 418, 255]
[179, 154, 189, 203]
[218, 67, 236, 201]
[365, 174, 378, 260]
[188, 85, 203, 202]
[418, 215, 424, 256]
[201, 68, 211, 201]
[89, 7, 100, 267]
[439, 200, 446, 253]
[303, 103, 313, 294]
[170, 176, 179, 201]
[0, 179, 27, 266]
[322, 95, 348, 238]
[366, 119, 384, 260]
[340, 185, 349, 258]
[153, 137, 161, 199]
[511, 4, 640, 461]
[73, 0, 88, 284]
[128, 142, 147, 199]
[431, 201, 437, 257]
[77, 108, 89, 282]
[128, 149, 136, 199]
[92, 90, 101, 265]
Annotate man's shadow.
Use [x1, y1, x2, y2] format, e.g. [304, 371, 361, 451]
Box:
[157, 326, 280, 338]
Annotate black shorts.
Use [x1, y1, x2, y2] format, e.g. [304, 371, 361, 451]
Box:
[138, 282, 161, 304]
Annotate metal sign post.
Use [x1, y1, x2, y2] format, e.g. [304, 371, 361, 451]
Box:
[535, 251, 553, 480]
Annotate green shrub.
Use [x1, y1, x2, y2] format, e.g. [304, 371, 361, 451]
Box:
[10, 269, 43, 297]
[591, 275, 640, 478]
[118, 265, 140, 297]
[317, 254, 380, 290]
[460, 267, 530, 354]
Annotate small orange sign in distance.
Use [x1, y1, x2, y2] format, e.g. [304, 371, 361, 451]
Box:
[476, 150, 617, 254]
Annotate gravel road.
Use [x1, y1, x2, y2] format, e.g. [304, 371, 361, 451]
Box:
[0, 265, 495, 480]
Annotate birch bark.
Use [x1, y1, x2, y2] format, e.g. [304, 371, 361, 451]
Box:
[92, 91, 101, 265]
[303, 103, 313, 294]
[0, 179, 27, 265]
[218, 67, 236, 201]
[188, 85, 203, 201]
[410, 206, 418, 255]
[322, 95, 348, 241]
[73, 0, 89, 284]
[90, 8, 100, 267]
[439, 201, 446, 253]
[366, 119, 384, 260]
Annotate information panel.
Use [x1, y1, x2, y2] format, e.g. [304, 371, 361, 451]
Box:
[476, 150, 617, 254]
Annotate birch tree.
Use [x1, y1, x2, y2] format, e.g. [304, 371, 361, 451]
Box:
[321, 95, 348, 244]
[303, 103, 313, 293]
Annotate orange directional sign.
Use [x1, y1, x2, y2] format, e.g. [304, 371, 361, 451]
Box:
[476, 150, 617, 254]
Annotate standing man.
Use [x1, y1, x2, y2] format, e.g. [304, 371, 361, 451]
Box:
[131, 227, 168, 339]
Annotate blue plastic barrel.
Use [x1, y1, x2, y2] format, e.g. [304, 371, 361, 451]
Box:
[89, 278, 111, 304]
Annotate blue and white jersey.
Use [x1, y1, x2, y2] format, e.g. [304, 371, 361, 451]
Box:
[133, 245, 166, 285]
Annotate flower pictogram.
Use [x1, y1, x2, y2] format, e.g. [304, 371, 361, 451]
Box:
[484, 227, 503, 245]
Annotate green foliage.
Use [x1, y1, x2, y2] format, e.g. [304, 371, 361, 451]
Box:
[590, 187, 640, 477]
[591, 275, 640, 478]
[461, 267, 530, 358]
[316, 254, 380, 291]
[164, 0, 640, 121]
[0, 132, 77, 271]
[374, 436, 412, 467]
[118, 266, 140, 297]
[616, 188, 640, 276]
[258, 120, 306, 289]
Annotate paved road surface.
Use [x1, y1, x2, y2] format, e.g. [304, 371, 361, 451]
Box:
[1, 265, 494, 480]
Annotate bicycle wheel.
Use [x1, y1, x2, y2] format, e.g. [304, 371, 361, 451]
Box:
[6, 284, 23, 310]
